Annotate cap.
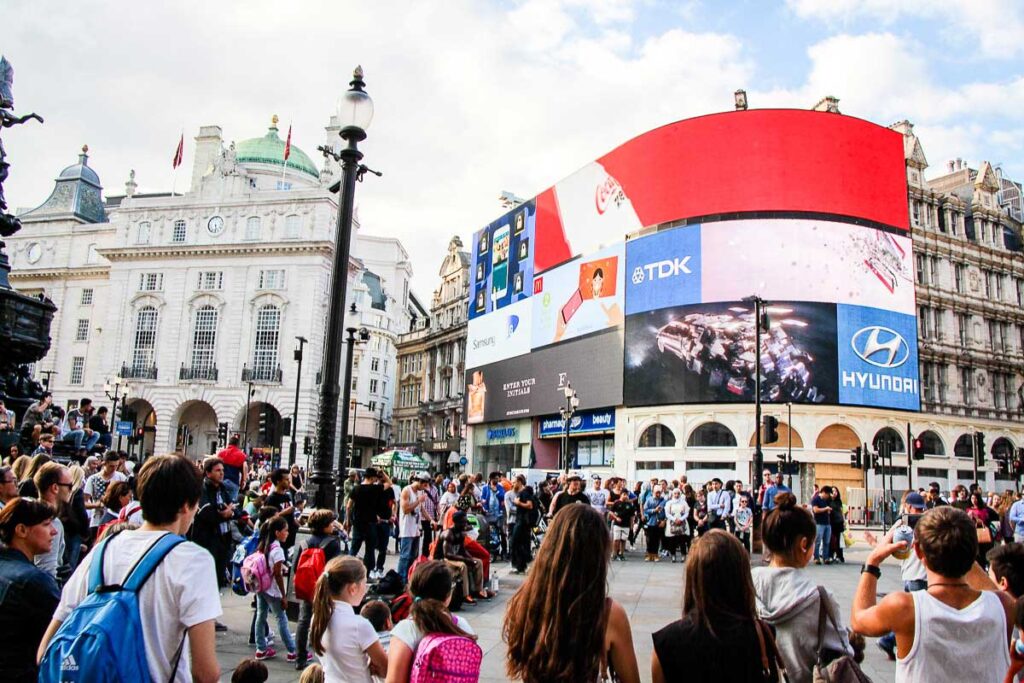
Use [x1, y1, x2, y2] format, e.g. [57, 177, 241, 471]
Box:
[906, 492, 926, 509]
[566, 474, 582, 482]
[412, 471, 431, 482]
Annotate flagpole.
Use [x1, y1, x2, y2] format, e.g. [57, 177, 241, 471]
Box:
[172, 128, 183, 195]
[280, 121, 291, 189]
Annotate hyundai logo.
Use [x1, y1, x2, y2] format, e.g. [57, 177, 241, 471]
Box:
[851, 326, 910, 368]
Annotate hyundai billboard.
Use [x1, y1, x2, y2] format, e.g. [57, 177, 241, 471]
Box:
[836, 304, 920, 410]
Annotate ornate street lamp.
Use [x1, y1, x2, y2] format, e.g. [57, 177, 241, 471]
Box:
[559, 383, 580, 473]
[103, 375, 126, 450]
[311, 67, 376, 510]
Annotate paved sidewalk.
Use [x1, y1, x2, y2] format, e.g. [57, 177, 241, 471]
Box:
[213, 544, 903, 682]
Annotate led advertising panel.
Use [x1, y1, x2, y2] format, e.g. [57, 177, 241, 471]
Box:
[625, 224, 702, 315]
[469, 202, 535, 320]
[837, 304, 920, 411]
[464, 298, 532, 368]
[531, 243, 625, 350]
[624, 301, 839, 406]
[465, 329, 623, 423]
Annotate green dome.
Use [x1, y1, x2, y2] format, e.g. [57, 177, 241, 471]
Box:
[235, 121, 319, 179]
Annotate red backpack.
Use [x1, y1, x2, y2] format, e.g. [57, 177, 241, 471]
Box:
[293, 541, 326, 602]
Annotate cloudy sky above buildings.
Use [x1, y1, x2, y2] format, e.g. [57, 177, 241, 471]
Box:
[3, 0, 1022, 296]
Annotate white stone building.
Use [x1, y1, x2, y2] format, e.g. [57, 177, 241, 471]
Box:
[7, 116, 414, 467]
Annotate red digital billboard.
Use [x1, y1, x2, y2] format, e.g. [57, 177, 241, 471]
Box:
[531, 109, 909, 272]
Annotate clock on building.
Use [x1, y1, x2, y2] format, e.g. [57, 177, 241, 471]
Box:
[207, 215, 225, 236]
[27, 242, 42, 264]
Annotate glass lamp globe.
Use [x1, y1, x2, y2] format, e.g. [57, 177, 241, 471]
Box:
[337, 74, 373, 131]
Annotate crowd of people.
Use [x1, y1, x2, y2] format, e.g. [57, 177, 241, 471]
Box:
[5, 430, 1024, 682]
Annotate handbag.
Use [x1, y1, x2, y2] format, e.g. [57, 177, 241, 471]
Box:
[754, 619, 790, 682]
[977, 524, 993, 545]
[843, 531, 854, 548]
[812, 587, 872, 683]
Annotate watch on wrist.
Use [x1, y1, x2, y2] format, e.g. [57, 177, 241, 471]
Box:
[861, 563, 881, 578]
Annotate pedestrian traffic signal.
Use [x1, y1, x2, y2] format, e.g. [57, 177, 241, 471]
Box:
[850, 446, 862, 469]
[975, 432, 986, 465]
[763, 416, 779, 443]
[912, 436, 925, 460]
[217, 422, 228, 444]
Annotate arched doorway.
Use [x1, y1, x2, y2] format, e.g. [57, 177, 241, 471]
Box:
[174, 400, 219, 462]
[954, 434, 974, 459]
[687, 422, 737, 447]
[237, 401, 284, 466]
[815, 424, 859, 450]
[992, 436, 1015, 460]
[122, 398, 157, 463]
[917, 430, 945, 456]
[638, 424, 676, 448]
[873, 427, 905, 454]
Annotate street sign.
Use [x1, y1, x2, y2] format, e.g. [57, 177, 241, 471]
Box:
[115, 420, 133, 436]
[459, 456, 468, 466]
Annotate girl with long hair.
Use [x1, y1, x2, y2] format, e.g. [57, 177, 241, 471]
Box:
[253, 516, 300, 661]
[310, 556, 387, 682]
[386, 560, 479, 682]
[653, 530, 781, 682]
[504, 504, 640, 683]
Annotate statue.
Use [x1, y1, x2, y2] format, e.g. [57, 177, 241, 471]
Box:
[0, 55, 44, 236]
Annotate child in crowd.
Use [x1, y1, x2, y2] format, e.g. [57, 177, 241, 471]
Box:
[360, 599, 394, 652]
[299, 663, 326, 683]
[231, 658, 268, 683]
[310, 556, 388, 683]
[253, 516, 300, 661]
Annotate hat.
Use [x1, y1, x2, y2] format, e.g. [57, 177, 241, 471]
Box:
[452, 510, 469, 527]
[412, 471, 431, 482]
[906, 492, 926, 510]
[566, 474, 582, 482]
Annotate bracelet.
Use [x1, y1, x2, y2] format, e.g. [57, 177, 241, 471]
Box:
[861, 564, 881, 578]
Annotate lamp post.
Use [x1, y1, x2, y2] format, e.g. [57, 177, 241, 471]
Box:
[559, 383, 580, 474]
[289, 336, 307, 467]
[786, 401, 793, 490]
[104, 375, 125, 451]
[311, 66, 375, 510]
[742, 294, 768, 486]
[243, 381, 255, 453]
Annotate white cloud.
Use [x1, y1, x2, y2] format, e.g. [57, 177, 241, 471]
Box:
[786, 0, 1024, 59]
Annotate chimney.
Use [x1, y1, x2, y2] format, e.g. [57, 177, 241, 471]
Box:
[190, 125, 223, 193]
[734, 89, 748, 111]
[957, 158, 964, 171]
[948, 160, 955, 173]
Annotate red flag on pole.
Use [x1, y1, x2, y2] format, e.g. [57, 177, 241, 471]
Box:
[284, 124, 292, 161]
[172, 133, 184, 169]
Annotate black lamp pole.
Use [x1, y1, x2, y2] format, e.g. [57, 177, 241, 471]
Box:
[289, 336, 307, 467]
[311, 67, 374, 511]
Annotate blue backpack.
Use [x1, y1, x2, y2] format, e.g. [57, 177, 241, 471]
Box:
[231, 530, 261, 596]
[38, 532, 186, 683]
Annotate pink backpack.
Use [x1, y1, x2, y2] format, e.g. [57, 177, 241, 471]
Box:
[240, 550, 273, 594]
[409, 631, 482, 683]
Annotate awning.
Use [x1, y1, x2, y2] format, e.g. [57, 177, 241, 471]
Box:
[447, 451, 462, 464]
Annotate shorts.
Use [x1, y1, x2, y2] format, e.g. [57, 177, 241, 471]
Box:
[612, 526, 630, 541]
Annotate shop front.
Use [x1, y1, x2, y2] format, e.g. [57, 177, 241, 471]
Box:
[421, 437, 462, 472]
[536, 408, 616, 471]
[471, 419, 532, 475]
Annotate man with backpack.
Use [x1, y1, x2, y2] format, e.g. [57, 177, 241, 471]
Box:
[293, 509, 344, 671]
[192, 457, 235, 592]
[38, 454, 222, 683]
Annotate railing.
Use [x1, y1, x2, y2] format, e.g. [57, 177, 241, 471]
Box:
[120, 363, 158, 380]
[179, 365, 218, 381]
[241, 364, 282, 384]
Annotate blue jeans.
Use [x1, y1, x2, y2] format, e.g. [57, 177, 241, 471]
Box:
[879, 580, 928, 652]
[814, 524, 832, 560]
[375, 522, 391, 571]
[256, 593, 295, 653]
[350, 525, 378, 574]
[397, 536, 420, 583]
[63, 429, 100, 452]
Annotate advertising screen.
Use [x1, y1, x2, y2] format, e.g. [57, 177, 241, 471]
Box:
[531, 242, 625, 350]
[836, 304, 920, 411]
[465, 329, 623, 423]
[469, 201, 535, 320]
[624, 301, 839, 406]
[464, 298, 532, 368]
[625, 224, 702, 315]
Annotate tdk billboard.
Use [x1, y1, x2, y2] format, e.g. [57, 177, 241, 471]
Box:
[836, 304, 920, 410]
[625, 224, 702, 315]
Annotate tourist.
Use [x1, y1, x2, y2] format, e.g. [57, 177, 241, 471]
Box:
[432, 510, 486, 601]
[733, 492, 754, 553]
[310, 556, 388, 682]
[509, 475, 537, 574]
[481, 473, 507, 559]
[968, 491, 999, 568]
[61, 397, 100, 453]
[252, 515, 299, 661]
[437, 481, 459, 519]
[652, 530, 782, 682]
[88, 405, 112, 451]
[706, 478, 730, 531]
[98, 480, 132, 525]
[40, 454, 221, 682]
[231, 658, 269, 683]
[375, 470, 397, 576]
[753, 492, 852, 682]
[397, 472, 429, 582]
[809, 485, 833, 565]
[663, 488, 689, 563]
[504, 504, 639, 683]
[827, 486, 846, 564]
[18, 451, 51, 497]
[217, 435, 249, 503]
[0, 498, 61, 682]
[346, 468, 383, 576]
[264, 467, 298, 549]
[761, 472, 790, 513]
[851, 506, 1014, 681]
[550, 473, 590, 515]
[587, 475, 609, 521]
[33, 462, 71, 580]
[643, 486, 666, 562]
[0, 464, 17, 509]
[360, 599, 393, 653]
[609, 481, 637, 561]
[83, 450, 127, 541]
[295, 509, 345, 669]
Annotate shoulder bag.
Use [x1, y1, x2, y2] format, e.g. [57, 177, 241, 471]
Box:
[755, 619, 790, 683]
[812, 586, 873, 683]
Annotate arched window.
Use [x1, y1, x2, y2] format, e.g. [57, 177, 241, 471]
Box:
[246, 216, 262, 241]
[252, 305, 280, 379]
[992, 437, 1015, 460]
[639, 424, 676, 448]
[918, 430, 945, 456]
[191, 306, 219, 373]
[136, 221, 151, 244]
[954, 434, 974, 459]
[873, 427, 905, 453]
[132, 306, 158, 370]
[687, 422, 737, 447]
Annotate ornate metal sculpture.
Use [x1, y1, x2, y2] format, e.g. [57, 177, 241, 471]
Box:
[0, 56, 43, 236]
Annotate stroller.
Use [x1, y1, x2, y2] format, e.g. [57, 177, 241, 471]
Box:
[531, 515, 548, 551]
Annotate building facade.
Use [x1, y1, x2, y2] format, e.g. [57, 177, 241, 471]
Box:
[8, 116, 413, 468]
[393, 236, 470, 470]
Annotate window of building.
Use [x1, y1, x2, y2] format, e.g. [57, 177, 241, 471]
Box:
[937, 363, 948, 402]
[75, 319, 89, 342]
[197, 271, 223, 290]
[70, 356, 85, 385]
[80, 288, 94, 305]
[638, 424, 676, 448]
[191, 306, 219, 372]
[915, 254, 926, 285]
[252, 305, 281, 377]
[136, 221, 151, 245]
[139, 272, 164, 291]
[1018, 279, 1024, 306]
[575, 437, 614, 467]
[351, 377, 358, 392]
[284, 214, 301, 239]
[246, 216, 262, 241]
[995, 273, 1005, 301]
[368, 400, 377, 412]
[954, 263, 965, 293]
[369, 379, 379, 394]
[132, 306, 159, 370]
[686, 422, 738, 447]
[989, 320, 1000, 351]
[172, 219, 186, 243]
[957, 314, 969, 346]
[371, 357, 380, 372]
[918, 306, 932, 340]
[954, 434, 974, 459]
[382, 380, 387, 395]
[960, 367, 975, 405]
[383, 359, 388, 373]
[258, 269, 285, 290]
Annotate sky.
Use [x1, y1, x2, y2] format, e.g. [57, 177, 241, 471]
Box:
[2, 0, 1022, 298]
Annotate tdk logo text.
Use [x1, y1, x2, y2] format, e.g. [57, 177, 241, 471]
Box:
[851, 326, 909, 368]
[631, 256, 692, 285]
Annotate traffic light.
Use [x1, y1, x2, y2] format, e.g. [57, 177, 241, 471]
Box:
[763, 415, 779, 444]
[217, 422, 228, 445]
[303, 435, 313, 455]
[258, 409, 268, 438]
[281, 417, 292, 437]
[134, 426, 144, 444]
[913, 436, 925, 460]
[863, 449, 874, 471]
[850, 446, 862, 469]
[975, 432, 986, 465]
